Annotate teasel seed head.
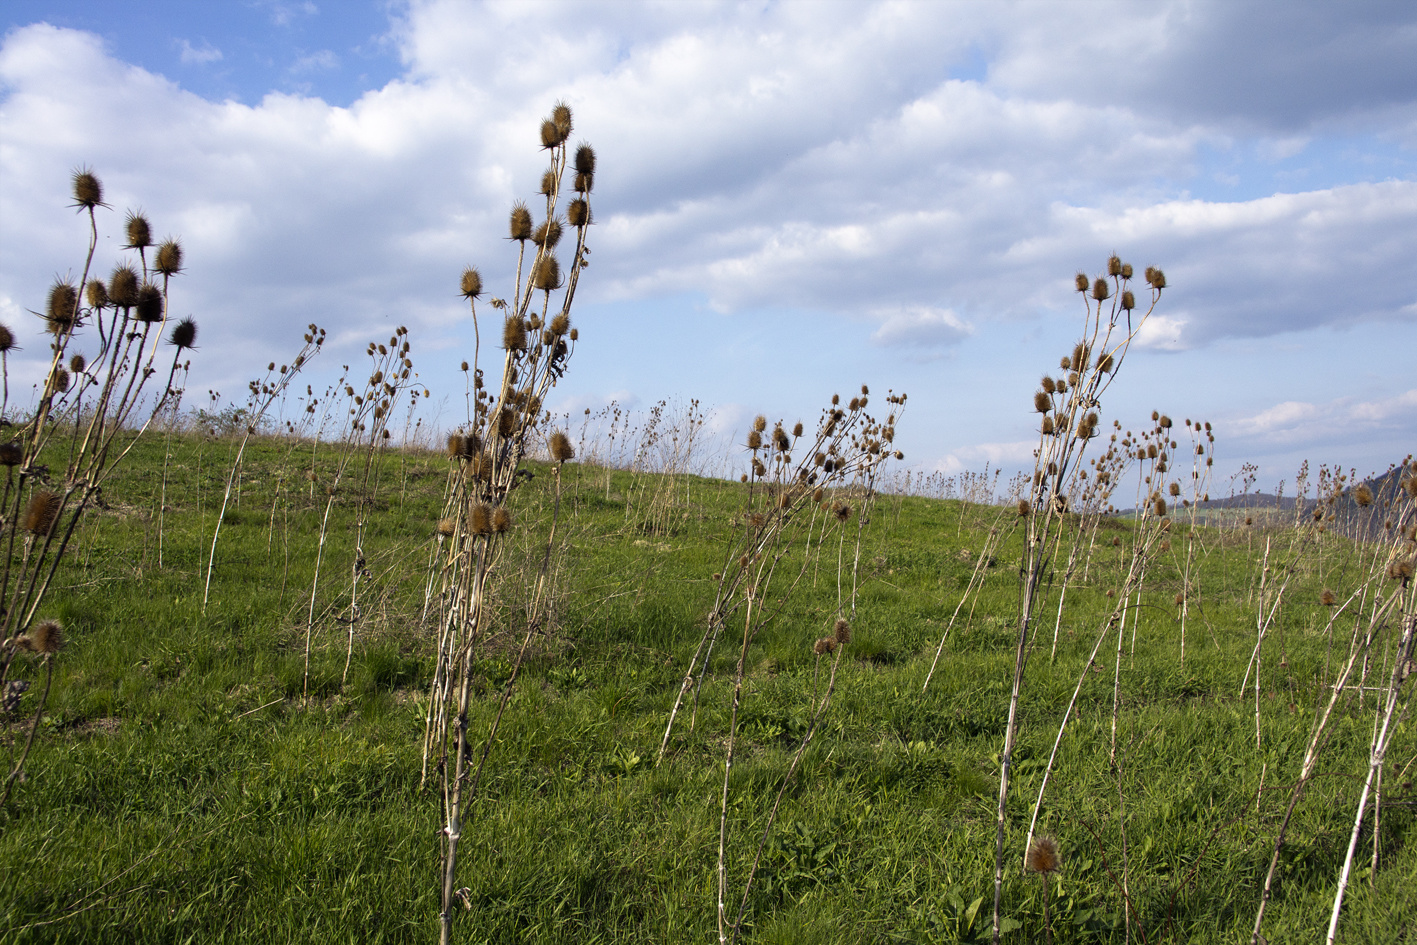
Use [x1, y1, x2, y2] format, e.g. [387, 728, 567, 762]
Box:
[1098, 352, 1115, 373]
[1120, 290, 1135, 311]
[52, 367, 71, 393]
[569, 327, 578, 341]
[123, 210, 153, 250]
[436, 517, 456, 538]
[567, 198, 591, 228]
[469, 502, 492, 535]
[813, 637, 837, 656]
[1320, 588, 1336, 606]
[1041, 375, 1056, 394]
[533, 217, 563, 250]
[45, 281, 80, 335]
[493, 507, 512, 533]
[460, 267, 483, 300]
[1147, 267, 1166, 289]
[773, 425, 790, 452]
[552, 101, 573, 141]
[24, 490, 62, 535]
[1073, 343, 1089, 371]
[792, 421, 803, 438]
[1387, 558, 1414, 583]
[28, 619, 65, 655]
[540, 120, 561, 150]
[169, 316, 197, 350]
[0, 442, 23, 466]
[1354, 483, 1373, 507]
[1154, 497, 1167, 517]
[747, 430, 762, 450]
[154, 238, 183, 276]
[1042, 416, 1055, 436]
[86, 279, 109, 310]
[575, 142, 596, 177]
[549, 430, 574, 463]
[550, 312, 570, 336]
[1092, 278, 1110, 301]
[447, 433, 467, 458]
[71, 167, 103, 209]
[1017, 499, 1030, 517]
[509, 202, 533, 241]
[503, 315, 527, 351]
[1034, 390, 1051, 414]
[109, 265, 140, 308]
[752, 414, 767, 433]
[1025, 835, 1060, 875]
[532, 256, 562, 292]
[834, 618, 851, 644]
[834, 502, 852, 522]
[1075, 272, 1089, 292]
[497, 407, 516, 438]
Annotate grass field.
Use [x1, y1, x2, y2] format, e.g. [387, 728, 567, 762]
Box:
[0, 423, 1414, 944]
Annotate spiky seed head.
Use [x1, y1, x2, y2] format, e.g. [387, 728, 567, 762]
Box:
[71, 167, 103, 209]
[1034, 390, 1051, 414]
[532, 256, 562, 292]
[1388, 558, 1414, 582]
[1025, 836, 1060, 875]
[1073, 343, 1089, 371]
[1404, 476, 1417, 499]
[1121, 262, 1134, 279]
[574, 171, 594, 194]
[46, 282, 80, 334]
[575, 143, 596, 176]
[1354, 483, 1373, 507]
[53, 367, 71, 393]
[109, 265, 140, 308]
[753, 414, 767, 433]
[1042, 416, 1055, 436]
[552, 101, 573, 140]
[1098, 352, 1115, 373]
[154, 238, 183, 276]
[509, 202, 533, 241]
[773, 425, 790, 452]
[86, 279, 109, 310]
[170, 317, 197, 349]
[834, 618, 851, 644]
[497, 407, 516, 438]
[549, 430, 574, 463]
[540, 120, 561, 149]
[460, 267, 483, 300]
[1148, 267, 1166, 289]
[567, 198, 591, 228]
[814, 637, 837, 656]
[124, 210, 152, 249]
[1169, 482, 1181, 497]
[1174, 592, 1185, 607]
[436, 517, 456, 537]
[550, 312, 570, 336]
[1018, 499, 1030, 517]
[493, 507, 512, 533]
[792, 422, 804, 438]
[1075, 272, 1089, 292]
[503, 315, 527, 351]
[533, 218, 563, 249]
[0, 442, 22, 466]
[1120, 290, 1135, 311]
[24, 490, 62, 535]
[1108, 255, 1123, 277]
[1092, 278, 1110, 301]
[1321, 588, 1336, 606]
[834, 502, 852, 522]
[747, 430, 762, 450]
[1154, 497, 1167, 517]
[569, 327, 578, 341]
[469, 502, 492, 535]
[813, 486, 824, 503]
[29, 619, 65, 655]
[447, 433, 466, 458]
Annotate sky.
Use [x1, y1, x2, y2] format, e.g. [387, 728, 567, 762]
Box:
[1, 0, 1414, 496]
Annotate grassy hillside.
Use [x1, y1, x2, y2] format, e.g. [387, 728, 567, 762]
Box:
[1, 426, 1413, 944]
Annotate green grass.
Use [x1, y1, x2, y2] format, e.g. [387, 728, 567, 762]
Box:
[0, 428, 1413, 943]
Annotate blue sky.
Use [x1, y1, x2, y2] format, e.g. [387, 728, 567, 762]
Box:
[2, 1, 1414, 494]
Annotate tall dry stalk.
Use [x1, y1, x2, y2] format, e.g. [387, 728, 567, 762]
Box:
[419, 103, 594, 945]
[990, 259, 1164, 943]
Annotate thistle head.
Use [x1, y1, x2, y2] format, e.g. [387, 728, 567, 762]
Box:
[509, 202, 533, 241]
[549, 430, 574, 463]
[1025, 835, 1060, 875]
[134, 283, 164, 323]
[71, 167, 103, 210]
[46, 281, 80, 335]
[109, 264, 140, 308]
[460, 267, 483, 300]
[124, 210, 152, 250]
[169, 317, 197, 349]
[154, 238, 183, 276]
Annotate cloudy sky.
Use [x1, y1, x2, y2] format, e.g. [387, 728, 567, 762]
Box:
[2, 1, 1414, 494]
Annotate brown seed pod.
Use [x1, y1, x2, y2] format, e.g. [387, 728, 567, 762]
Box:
[124, 210, 152, 249]
[813, 637, 837, 656]
[24, 490, 62, 535]
[71, 167, 103, 209]
[834, 618, 851, 644]
[154, 238, 183, 276]
[1074, 272, 1089, 292]
[575, 143, 596, 176]
[1120, 290, 1135, 311]
[497, 407, 516, 438]
[567, 198, 591, 228]
[1041, 375, 1056, 394]
[1041, 416, 1055, 436]
[1108, 255, 1122, 277]
[552, 101, 573, 141]
[492, 507, 512, 533]
[1320, 588, 1336, 606]
[550, 312, 570, 335]
[747, 430, 762, 450]
[1091, 277, 1110, 302]
[509, 202, 533, 241]
[447, 433, 467, 458]
[436, 517, 456, 538]
[532, 256, 562, 292]
[1353, 483, 1373, 507]
[503, 315, 527, 351]
[533, 217, 563, 249]
[109, 265, 140, 308]
[69, 353, 86, 374]
[0, 442, 23, 466]
[574, 171, 594, 194]
[86, 279, 109, 310]
[753, 414, 767, 433]
[170, 317, 198, 349]
[540, 119, 561, 149]
[28, 619, 65, 655]
[469, 502, 492, 535]
[460, 267, 483, 300]
[1154, 497, 1167, 517]
[52, 367, 71, 393]
[539, 170, 557, 195]
[46, 282, 80, 334]
[549, 430, 574, 463]
[1097, 352, 1115, 373]
[1034, 391, 1051, 414]
[1025, 836, 1061, 875]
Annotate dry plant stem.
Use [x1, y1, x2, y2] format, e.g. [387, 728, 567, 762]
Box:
[924, 517, 1010, 691]
[1250, 589, 1401, 944]
[1326, 607, 1415, 943]
[717, 592, 756, 945]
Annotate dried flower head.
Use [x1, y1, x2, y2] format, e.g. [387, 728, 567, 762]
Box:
[124, 211, 152, 249]
[493, 507, 512, 533]
[509, 203, 533, 241]
[24, 490, 62, 535]
[134, 283, 164, 323]
[1017, 499, 1030, 517]
[532, 256, 562, 292]
[469, 502, 492, 535]
[1034, 390, 1051, 414]
[1320, 588, 1336, 607]
[170, 317, 198, 349]
[1097, 352, 1115, 373]
[436, 517, 457, 538]
[46, 281, 80, 335]
[813, 637, 837, 656]
[533, 218, 563, 250]
[109, 265, 140, 308]
[28, 619, 65, 655]
[1092, 278, 1110, 301]
[1025, 836, 1061, 875]
[549, 430, 574, 463]
[0, 442, 23, 466]
[503, 315, 527, 351]
[567, 198, 591, 228]
[154, 238, 183, 276]
[1074, 272, 1089, 292]
[747, 429, 762, 450]
[460, 267, 483, 300]
[1353, 483, 1373, 507]
[71, 167, 103, 209]
[834, 618, 851, 644]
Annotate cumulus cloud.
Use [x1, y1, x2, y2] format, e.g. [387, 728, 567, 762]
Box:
[1228, 389, 1417, 449]
[871, 307, 973, 356]
[178, 39, 223, 66]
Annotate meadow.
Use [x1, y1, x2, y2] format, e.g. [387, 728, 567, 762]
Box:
[0, 416, 1413, 944]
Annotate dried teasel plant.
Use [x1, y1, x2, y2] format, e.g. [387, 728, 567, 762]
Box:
[421, 104, 593, 945]
[0, 170, 197, 808]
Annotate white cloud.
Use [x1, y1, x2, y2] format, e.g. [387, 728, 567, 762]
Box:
[1228, 389, 1417, 448]
[291, 50, 338, 75]
[933, 440, 1037, 476]
[178, 39, 223, 66]
[870, 306, 973, 356]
